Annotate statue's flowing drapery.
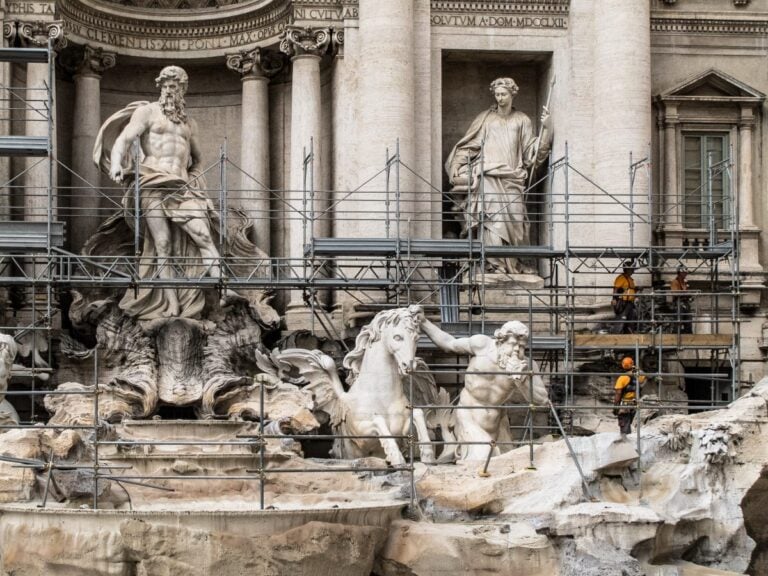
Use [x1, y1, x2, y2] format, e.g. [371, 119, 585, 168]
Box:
[88, 102, 268, 321]
[446, 107, 548, 274]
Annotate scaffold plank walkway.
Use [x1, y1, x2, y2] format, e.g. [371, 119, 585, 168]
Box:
[573, 333, 733, 349]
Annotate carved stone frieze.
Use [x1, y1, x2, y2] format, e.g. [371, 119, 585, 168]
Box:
[58, 0, 292, 58]
[98, 0, 246, 7]
[651, 16, 768, 35]
[430, 0, 568, 14]
[225, 47, 284, 79]
[279, 26, 331, 59]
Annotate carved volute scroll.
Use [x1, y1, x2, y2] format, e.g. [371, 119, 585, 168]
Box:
[225, 47, 284, 79]
[279, 26, 331, 59]
[14, 20, 66, 49]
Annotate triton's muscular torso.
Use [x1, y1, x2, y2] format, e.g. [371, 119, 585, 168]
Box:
[139, 103, 193, 179]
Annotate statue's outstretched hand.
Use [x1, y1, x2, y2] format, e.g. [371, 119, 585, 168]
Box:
[109, 164, 125, 183]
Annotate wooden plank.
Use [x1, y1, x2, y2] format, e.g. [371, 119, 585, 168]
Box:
[573, 333, 732, 348]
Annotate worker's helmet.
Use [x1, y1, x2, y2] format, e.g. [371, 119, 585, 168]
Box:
[621, 357, 635, 370]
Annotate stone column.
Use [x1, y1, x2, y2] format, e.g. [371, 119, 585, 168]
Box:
[662, 105, 679, 227]
[16, 21, 65, 223]
[737, 106, 755, 229]
[0, 20, 11, 219]
[353, 0, 415, 238]
[226, 48, 282, 255]
[70, 46, 115, 251]
[280, 26, 330, 324]
[592, 0, 651, 247]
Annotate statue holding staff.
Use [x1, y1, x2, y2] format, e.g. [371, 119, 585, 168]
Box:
[446, 77, 553, 275]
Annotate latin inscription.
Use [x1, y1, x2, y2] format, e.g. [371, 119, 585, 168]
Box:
[65, 20, 288, 52]
[6, 2, 54, 15]
[431, 14, 567, 29]
[292, 7, 358, 20]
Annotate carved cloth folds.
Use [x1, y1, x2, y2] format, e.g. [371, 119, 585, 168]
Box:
[445, 108, 545, 274]
[89, 101, 263, 321]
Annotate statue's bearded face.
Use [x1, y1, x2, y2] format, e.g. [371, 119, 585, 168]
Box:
[496, 335, 526, 371]
[159, 79, 187, 124]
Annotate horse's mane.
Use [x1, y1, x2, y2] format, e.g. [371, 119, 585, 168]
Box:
[342, 308, 419, 386]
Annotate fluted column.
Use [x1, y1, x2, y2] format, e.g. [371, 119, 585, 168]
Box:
[70, 46, 115, 251]
[280, 26, 329, 322]
[592, 0, 651, 247]
[354, 0, 415, 238]
[226, 48, 282, 255]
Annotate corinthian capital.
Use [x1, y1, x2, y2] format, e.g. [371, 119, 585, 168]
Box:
[226, 48, 284, 79]
[279, 26, 331, 59]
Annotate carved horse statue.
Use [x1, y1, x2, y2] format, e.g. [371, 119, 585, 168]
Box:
[269, 306, 451, 466]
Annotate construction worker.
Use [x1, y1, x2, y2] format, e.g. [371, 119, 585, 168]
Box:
[612, 260, 639, 334]
[613, 356, 645, 437]
[670, 265, 693, 334]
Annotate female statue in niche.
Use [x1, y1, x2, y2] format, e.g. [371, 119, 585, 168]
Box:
[445, 77, 552, 275]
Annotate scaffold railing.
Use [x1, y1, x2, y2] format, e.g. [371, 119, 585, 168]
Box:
[0, 43, 744, 513]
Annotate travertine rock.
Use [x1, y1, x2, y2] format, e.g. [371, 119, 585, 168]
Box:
[0, 429, 43, 503]
[0, 511, 393, 576]
[375, 520, 558, 576]
[121, 519, 386, 576]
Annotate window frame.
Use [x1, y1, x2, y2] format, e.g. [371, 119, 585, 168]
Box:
[679, 129, 733, 231]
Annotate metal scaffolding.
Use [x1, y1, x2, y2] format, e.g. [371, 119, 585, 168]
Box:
[0, 44, 745, 512]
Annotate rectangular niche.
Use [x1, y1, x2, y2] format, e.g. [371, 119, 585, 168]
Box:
[441, 50, 553, 243]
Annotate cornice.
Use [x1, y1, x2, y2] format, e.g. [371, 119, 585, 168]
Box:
[59, 0, 294, 58]
[651, 15, 768, 35]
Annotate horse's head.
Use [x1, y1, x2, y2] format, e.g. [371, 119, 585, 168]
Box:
[381, 312, 420, 375]
[343, 306, 422, 380]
